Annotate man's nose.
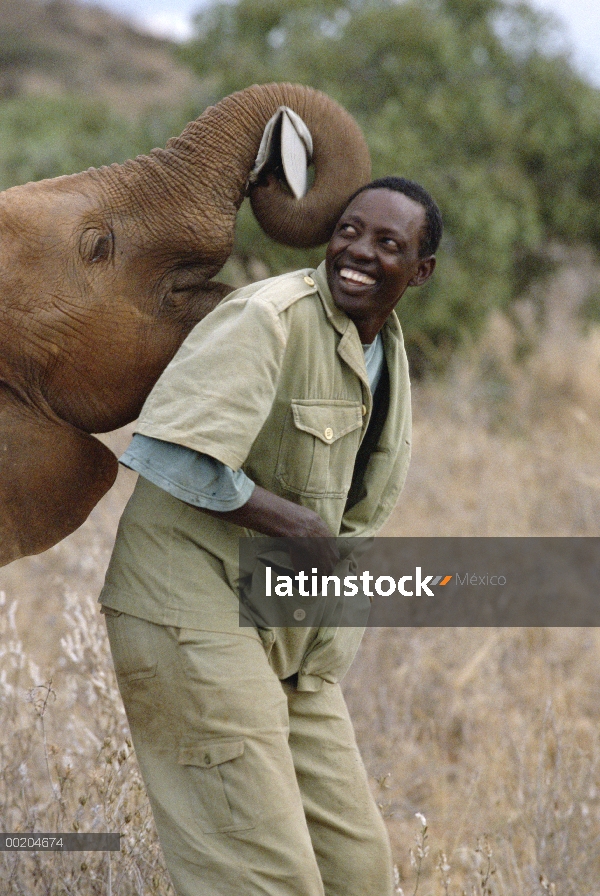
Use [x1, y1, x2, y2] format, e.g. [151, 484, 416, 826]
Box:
[347, 233, 376, 260]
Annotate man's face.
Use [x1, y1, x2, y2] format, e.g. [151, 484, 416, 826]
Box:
[325, 188, 435, 343]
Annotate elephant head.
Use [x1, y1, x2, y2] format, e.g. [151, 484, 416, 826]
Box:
[0, 83, 371, 567]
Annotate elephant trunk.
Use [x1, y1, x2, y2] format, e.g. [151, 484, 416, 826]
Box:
[114, 83, 371, 262]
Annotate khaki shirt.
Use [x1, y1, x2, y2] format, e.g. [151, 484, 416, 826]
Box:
[100, 262, 412, 689]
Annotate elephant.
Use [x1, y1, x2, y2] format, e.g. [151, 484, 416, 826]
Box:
[0, 82, 371, 568]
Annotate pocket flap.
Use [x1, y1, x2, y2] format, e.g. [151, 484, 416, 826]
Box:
[178, 739, 244, 769]
[291, 401, 363, 444]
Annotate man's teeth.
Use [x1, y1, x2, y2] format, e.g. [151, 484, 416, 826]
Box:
[339, 268, 376, 286]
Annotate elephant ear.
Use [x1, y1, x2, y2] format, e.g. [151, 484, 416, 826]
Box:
[0, 387, 117, 566]
[248, 86, 371, 248]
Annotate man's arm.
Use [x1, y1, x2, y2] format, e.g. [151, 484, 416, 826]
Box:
[203, 485, 341, 576]
[120, 435, 339, 575]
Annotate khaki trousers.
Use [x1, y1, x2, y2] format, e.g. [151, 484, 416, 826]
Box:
[104, 610, 393, 896]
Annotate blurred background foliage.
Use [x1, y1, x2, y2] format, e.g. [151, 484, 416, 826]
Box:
[2, 0, 600, 372]
[178, 0, 600, 371]
[0, 95, 189, 187]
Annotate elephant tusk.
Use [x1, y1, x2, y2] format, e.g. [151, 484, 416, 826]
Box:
[249, 106, 313, 200]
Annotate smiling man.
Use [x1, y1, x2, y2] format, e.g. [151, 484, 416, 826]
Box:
[100, 176, 442, 896]
[326, 181, 437, 343]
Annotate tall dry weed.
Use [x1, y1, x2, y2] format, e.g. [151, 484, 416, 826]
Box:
[0, 584, 173, 895]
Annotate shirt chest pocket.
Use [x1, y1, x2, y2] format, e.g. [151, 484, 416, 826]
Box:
[276, 399, 364, 498]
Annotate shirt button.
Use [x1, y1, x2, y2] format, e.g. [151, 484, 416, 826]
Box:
[361, 404, 367, 416]
[324, 427, 334, 441]
[203, 753, 211, 765]
[293, 608, 306, 621]
[303, 275, 315, 287]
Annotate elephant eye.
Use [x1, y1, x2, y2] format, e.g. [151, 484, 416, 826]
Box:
[80, 227, 114, 264]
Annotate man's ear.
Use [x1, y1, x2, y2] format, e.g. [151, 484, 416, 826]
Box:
[409, 256, 436, 287]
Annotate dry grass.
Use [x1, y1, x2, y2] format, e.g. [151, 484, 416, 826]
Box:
[0, 589, 173, 895]
[2, 256, 600, 894]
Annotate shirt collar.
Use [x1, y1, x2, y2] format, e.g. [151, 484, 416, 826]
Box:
[312, 260, 352, 337]
[312, 259, 402, 343]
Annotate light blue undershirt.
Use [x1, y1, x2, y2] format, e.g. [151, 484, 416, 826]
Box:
[120, 333, 384, 511]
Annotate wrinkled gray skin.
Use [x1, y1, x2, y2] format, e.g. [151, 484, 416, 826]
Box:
[0, 83, 371, 567]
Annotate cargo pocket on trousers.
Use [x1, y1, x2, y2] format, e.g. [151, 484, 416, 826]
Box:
[102, 609, 158, 683]
[178, 739, 254, 833]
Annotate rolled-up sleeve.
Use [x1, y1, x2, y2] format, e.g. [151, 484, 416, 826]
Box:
[136, 292, 287, 471]
[120, 434, 255, 511]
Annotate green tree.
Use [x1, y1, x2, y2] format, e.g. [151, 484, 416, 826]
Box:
[179, 0, 600, 371]
[0, 95, 196, 192]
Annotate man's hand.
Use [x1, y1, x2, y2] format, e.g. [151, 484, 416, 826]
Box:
[201, 485, 340, 577]
[285, 537, 340, 581]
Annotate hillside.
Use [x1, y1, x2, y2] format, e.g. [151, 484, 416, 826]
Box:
[0, 0, 202, 116]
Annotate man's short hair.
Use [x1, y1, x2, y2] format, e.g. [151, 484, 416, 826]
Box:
[345, 176, 443, 258]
